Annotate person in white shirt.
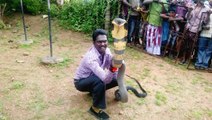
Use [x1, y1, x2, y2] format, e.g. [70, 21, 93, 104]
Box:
[195, 0, 212, 70]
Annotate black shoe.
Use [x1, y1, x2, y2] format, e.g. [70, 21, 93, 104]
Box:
[179, 60, 186, 65]
[199, 66, 206, 70]
[208, 68, 212, 73]
[88, 107, 110, 120]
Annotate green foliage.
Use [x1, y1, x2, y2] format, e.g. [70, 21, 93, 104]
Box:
[0, 20, 6, 29]
[50, 4, 60, 17]
[155, 91, 167, 106]
[136, 98, 146, 105]
[59, 0, 118, 34]
[10, 81, 25, 90]
[1, 0, 49, 15]
[23, 0, 45, 15]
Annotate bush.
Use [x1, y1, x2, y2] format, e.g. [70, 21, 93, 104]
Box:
[23, 0, 43, 15]
[50, 4, 60, 17]
[2, 0, 49, 15]
[58, 0, 118, 34]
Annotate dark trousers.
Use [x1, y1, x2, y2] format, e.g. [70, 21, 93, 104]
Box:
[181, 30, 197, 61]
[127, 15, 141, 43]
[74, 75, 118, 109]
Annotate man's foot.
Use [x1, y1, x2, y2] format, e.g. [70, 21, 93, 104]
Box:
[199, 66, 206, 70]
[88, 106, 110, 120]
[127, 43, 133, 48]
[208, 68, 212, 73]
[195, 66, 201, 70]
[179, 60, 187, 65]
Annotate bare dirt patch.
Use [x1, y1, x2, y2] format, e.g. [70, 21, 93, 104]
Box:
[0, 14, 211, 120]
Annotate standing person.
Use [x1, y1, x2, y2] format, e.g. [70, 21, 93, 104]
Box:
[160, 0, 177, 54]
[74, 29, 118, 120]
[195, 1, 212, 70]
[145, 0, 168, 55]
[180, 0, 208, 64]
[119, 0, 129, 20]
[139, 4, 149, 49]
[122, 0, 141, 44]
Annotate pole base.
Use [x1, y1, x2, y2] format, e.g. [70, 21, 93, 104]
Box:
[41, 56, 64, 64]
[19, 40, 33, 45]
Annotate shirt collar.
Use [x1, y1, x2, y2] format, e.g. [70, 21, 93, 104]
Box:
[92, 45, 107, 58]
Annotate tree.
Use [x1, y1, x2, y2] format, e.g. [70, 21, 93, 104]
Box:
[104, 0, 111, 31]
[0, 2, 7, 29]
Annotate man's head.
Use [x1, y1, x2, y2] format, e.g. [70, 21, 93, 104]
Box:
[92, 29, 108, 55]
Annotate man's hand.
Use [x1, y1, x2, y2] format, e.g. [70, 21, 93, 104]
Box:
[110, 66, 118, 73]
[169, 17, 175, 21]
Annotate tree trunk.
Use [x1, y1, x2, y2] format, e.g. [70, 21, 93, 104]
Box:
[104, 0, 111, 31]
[0, 3, 6, 29]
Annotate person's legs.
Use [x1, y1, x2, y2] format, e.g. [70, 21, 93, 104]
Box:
[75, 76, 118, 109]
[195, 37, 207, 67]
[75, 76, 118, 119]
[180, 30, 195, 64]
[202, 38, 212, 68]
[75, 75, 106, 109]
[127, 16, 136, 43]
[161, 21, 169, 51]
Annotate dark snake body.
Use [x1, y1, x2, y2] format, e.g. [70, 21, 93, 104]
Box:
[126, 74, 147, 98]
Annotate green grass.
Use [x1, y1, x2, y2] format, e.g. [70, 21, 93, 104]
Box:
[125, 47, 143, 60]
[67, 108, 91, 120]
[0, 114, 7, 120]
[207, 110, 212, 117]
[0, 101, 7, 120]
[155, 91, 167, 106]
[164, 82, 181, 94]
[204, 86, 212, 93]
[50, 98, 64, 106]
[27, 85, 48, 116]
[29, 100, 48, 112]
[192, 76, 204, 85]
[126, 78, 137, 87]
[136, 98, 146, 106]
[15, 20, 22, 28]
[139, 68, 150, 80]
[9, 81, 25, 90]
[48, 57, 74, 68]
[191, 74, 212, 93]
[192, 111, 203, 120]
[187, 109, 212, 120]
[156, 63, 164, 67]
[19, 44, 32, 49]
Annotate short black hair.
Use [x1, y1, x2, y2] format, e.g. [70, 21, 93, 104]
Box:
[92, 29, 108, 42]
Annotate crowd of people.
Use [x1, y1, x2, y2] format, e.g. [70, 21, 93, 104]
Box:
[119, 0, 212, 70]
[73, 1, 212, 119]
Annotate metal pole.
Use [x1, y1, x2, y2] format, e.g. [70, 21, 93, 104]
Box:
[20, 0, 28, 41]
[47, 0, 53, 57]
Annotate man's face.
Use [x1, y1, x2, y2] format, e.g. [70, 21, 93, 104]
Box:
[94, 35, 108, 55]
[170, 11, 176, 17]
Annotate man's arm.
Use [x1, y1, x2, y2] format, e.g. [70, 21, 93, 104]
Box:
[87, 59, 115, 84]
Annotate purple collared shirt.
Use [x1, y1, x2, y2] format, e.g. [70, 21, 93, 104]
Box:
[74, 45, 116, 84]
[176, 6, 187, 18]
